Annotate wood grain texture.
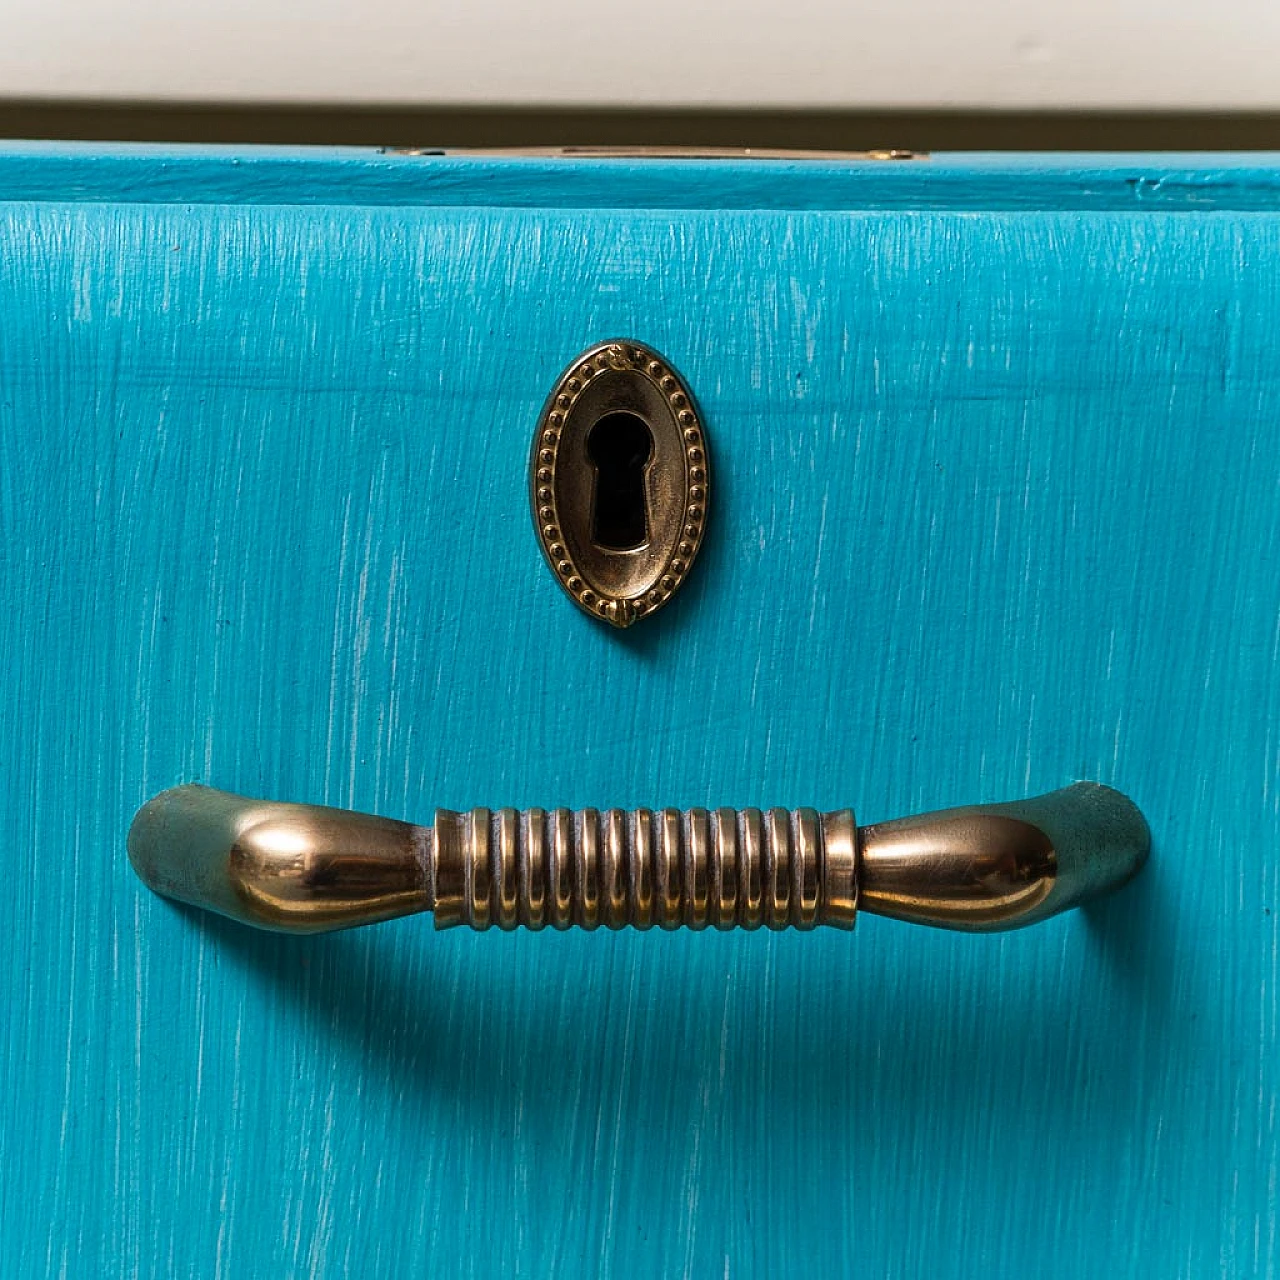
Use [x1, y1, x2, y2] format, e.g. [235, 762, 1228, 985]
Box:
[0, 151, 1276, 1278]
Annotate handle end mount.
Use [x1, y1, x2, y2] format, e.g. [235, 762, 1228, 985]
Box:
[857, 781, 1149, 931]
[127, 785, 430, 934]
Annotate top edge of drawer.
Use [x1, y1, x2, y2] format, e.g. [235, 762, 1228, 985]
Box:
[3, 143, 1280, 211]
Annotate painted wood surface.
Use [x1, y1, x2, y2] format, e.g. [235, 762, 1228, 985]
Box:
[1, 150, 1277, 1278]
[4, 144, 1280, 211]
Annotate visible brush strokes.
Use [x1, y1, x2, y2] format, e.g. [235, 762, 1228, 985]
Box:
[0, 155, 1277, 1278]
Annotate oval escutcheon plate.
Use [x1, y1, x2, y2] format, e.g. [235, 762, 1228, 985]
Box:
[530, 340, 710, 628]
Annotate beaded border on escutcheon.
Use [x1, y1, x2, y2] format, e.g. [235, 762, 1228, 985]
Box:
[532, 341, 709, 628]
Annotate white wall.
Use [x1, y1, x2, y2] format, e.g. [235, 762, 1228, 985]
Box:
[2, 0, 1277, 109]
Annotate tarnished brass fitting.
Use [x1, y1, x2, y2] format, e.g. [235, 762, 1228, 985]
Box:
[128, 783, 1148, 937]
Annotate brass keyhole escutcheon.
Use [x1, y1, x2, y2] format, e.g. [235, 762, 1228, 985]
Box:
[531, 341, 710, 628]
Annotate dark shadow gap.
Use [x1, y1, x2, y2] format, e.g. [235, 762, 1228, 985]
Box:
[2, 101, 1280, 150]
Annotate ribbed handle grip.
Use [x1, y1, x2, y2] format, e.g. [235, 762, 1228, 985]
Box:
[431, 807, 858, 931]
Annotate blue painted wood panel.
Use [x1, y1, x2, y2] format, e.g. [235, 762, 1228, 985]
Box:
[1, 150, 1277, 1278]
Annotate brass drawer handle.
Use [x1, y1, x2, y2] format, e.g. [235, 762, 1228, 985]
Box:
[128, 782, 1148, 936]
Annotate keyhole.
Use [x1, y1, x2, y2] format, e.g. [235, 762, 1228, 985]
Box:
[587, 412, 654, 551]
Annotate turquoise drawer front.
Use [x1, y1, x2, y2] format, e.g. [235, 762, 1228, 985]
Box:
[2, 148, 1276, 1277]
